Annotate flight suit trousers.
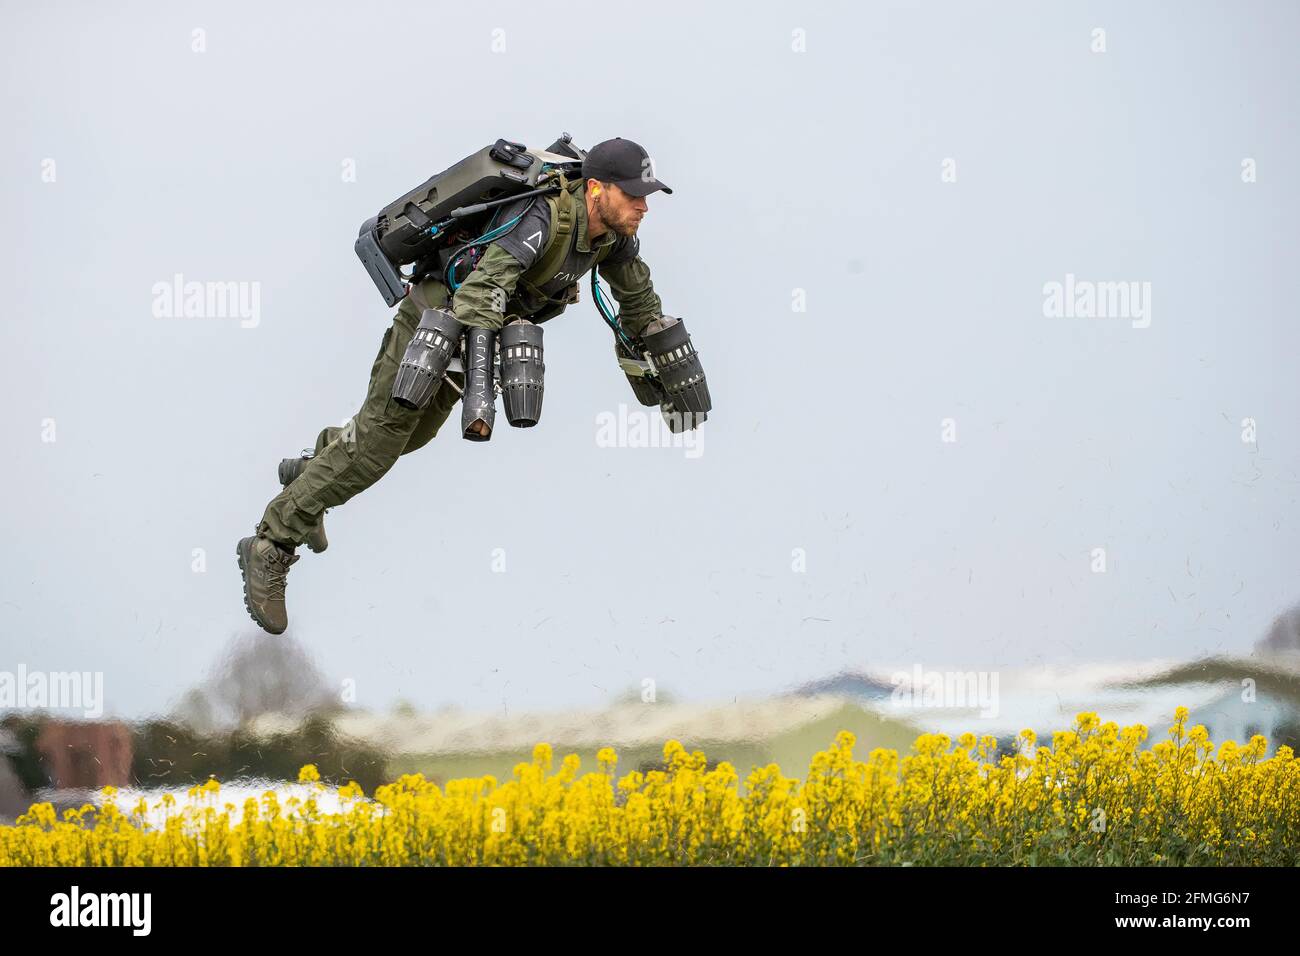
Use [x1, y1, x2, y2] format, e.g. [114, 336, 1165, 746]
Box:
[256, 282, 463, 548]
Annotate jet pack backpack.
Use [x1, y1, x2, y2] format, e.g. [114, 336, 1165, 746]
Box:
[355, 135, 586, 307]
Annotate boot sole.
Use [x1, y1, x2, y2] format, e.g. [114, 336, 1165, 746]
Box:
[236, 537, 287, 635]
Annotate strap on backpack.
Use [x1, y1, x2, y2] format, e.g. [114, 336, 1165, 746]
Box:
[516, 170, 584, 303]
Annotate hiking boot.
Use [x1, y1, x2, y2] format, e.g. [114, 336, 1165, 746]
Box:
[237, 533, 299, 635]
[278, 451, 329, 553]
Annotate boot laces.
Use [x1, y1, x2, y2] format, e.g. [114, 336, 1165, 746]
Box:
[263, 546, 296, 600]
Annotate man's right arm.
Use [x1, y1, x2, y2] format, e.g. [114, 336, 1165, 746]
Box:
[449, 195, 552, 330]
[448, 244, 526, 331]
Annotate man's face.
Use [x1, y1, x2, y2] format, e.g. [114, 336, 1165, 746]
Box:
[592, 181, 649, 237]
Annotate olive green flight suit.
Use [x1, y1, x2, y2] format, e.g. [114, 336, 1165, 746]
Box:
[256, 179, 665, 548]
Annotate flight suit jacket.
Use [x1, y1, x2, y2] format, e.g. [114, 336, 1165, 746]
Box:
[401, 180, 665, 341]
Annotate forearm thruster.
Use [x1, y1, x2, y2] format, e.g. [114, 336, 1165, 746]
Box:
[391, 307, 464, 410]
[642, 316, 712, 416]
[499, 319, 545, 427]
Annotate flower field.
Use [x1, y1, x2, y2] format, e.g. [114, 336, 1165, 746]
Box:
[2, 708, 1296, 866]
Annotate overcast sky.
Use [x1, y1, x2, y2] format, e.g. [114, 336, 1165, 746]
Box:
[2, 0, 1297, 721]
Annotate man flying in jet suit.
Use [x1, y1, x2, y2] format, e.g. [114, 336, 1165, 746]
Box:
[237, 137, 710, 634]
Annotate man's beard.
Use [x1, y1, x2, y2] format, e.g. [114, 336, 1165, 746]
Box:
[595, 193, 640, 237]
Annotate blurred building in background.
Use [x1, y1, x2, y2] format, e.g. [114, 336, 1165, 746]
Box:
[35, 720, 132, 789]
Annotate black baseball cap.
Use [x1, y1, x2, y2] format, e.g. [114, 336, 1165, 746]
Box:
[582, 138, 673, 197]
